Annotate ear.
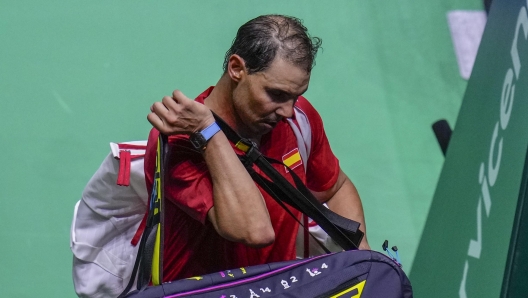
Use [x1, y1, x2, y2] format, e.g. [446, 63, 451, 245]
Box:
[227, 54, 247, 83]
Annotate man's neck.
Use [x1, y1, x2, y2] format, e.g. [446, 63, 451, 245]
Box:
[204, 75, 261, 145]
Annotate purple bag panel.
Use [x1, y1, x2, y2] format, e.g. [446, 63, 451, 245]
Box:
[125, 250, 413, 298]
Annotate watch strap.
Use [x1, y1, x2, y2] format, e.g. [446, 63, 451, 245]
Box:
[201, 122, 221, 142]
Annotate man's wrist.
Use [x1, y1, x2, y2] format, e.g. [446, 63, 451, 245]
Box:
[190, 121, 221, 151]
[196, 116, 216, 133]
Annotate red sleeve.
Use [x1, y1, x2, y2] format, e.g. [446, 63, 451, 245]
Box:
[295, 96, 340, 192]
[144, 128, 214, 224]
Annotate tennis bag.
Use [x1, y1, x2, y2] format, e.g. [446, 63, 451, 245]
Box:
[124, 250, 412, 298]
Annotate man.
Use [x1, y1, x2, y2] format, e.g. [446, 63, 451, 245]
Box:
[145, 14, 369, 282]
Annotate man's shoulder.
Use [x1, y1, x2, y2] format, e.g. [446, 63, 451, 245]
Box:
[294, 95, 324, 126]
[295, 95, 315, 111]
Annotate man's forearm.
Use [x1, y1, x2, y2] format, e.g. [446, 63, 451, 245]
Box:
[326, 176, 369, 249]
[204, 131, 275, 247]
[313, 169, 370, 250]
[147, 90, 275, 247]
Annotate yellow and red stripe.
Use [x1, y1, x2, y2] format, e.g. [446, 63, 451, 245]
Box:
[282, 148, 302, 172]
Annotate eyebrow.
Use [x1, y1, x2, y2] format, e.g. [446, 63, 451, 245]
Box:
[267, 87, 308, 98]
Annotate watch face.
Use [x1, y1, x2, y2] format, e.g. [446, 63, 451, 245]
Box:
[190, 133, 206, 150]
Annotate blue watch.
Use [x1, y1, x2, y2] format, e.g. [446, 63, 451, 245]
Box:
[189, 122, 221, 151]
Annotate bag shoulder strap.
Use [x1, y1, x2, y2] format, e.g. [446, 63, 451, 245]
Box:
[213, 112, 363, 251]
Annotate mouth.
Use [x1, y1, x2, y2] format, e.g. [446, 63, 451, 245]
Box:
[262, 120, 278, 129]
[253, 116, 282, 135]
[263, 116, 281, 127]
[254, 121, 277, 134]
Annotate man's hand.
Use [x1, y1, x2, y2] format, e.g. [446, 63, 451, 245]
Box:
[312, 169, 370, 250]
[147, 90, 215, 135]
[147, 90, 275, 247]
[358, 237, 371, 250]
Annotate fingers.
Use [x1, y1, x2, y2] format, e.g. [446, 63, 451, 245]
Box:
[147, 111, 164, 132]
[172, 89, 188, 103]
[147, 99, 171, 134]
[153, 97, 171, 117]
[147, 90, 206, 135]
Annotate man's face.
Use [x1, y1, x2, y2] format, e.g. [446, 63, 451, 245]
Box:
[231, 57, 310, 138]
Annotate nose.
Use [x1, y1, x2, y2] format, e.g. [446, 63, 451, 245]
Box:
[275, 101, 295, 118]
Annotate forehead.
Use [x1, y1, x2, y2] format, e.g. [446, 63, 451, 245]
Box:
[253, 58, 310, 94]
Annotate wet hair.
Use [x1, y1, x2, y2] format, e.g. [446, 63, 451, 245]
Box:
[222, 14, 322, 74]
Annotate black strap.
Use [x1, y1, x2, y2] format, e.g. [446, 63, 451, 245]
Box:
[157, 134, 168, 282]
[117, 224, 151, 298]
[137, 224, 158, 289]
[213, 113, 363, 251]
[266, 156, 363, 244]
[245, 166, 331, 254]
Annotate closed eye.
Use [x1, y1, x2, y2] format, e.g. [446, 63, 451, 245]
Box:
[266, 88, 294, 103]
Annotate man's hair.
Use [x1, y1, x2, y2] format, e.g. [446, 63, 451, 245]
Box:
[223, 15, 322, 74]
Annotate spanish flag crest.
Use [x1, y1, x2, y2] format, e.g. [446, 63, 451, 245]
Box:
[282, 148, 302, 172]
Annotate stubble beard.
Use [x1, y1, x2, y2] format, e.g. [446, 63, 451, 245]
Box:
[231, 89, 260, 140]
